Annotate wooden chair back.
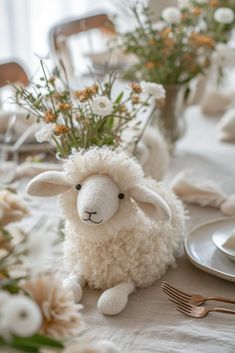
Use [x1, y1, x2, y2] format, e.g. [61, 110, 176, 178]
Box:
[0, 61, 29, 88]
[49, 13, 115, 78]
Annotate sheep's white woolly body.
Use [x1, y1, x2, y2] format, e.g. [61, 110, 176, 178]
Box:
[61, 180, 185, 289]
[26, 147, 186, 314]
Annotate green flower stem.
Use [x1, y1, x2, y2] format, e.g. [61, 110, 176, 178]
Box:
[40, 60, 57, 114]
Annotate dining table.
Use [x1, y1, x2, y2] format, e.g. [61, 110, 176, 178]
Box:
[8, 99, 235, 353]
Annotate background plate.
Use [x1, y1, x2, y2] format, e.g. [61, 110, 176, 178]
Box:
[185, 218, 235, 282]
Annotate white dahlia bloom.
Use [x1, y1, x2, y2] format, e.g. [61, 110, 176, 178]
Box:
[91, 96, 113, 116]
[162, 7, 181, 25]
[35, 123, 54, 143]
[214, 7, 234, 24]
[141, 82, 166, 100]
[1, 295, 42, 337]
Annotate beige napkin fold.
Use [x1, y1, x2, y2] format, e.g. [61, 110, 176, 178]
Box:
[217, 107, 235, 143]
[135, 126, 169, 181]
[200, 91, 234, 116]
[170, 170, 235, 216]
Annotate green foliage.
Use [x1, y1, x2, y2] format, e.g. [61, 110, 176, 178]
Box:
[113, 1, 235, 84]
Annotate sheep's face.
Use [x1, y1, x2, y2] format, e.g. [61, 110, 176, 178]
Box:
[76, 174, 122, 226]
[26, 161, 172, 240]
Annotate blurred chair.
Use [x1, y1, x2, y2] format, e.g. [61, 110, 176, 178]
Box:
[0, 60, 29, 88]
[0, 60, 34, 165]
[49, 12, 116, 80]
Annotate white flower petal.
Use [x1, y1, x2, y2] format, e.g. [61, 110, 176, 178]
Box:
[91, 96, 113, 117]
[214, 7, 234, 24]
[1, 295, 42, 337]
[141, 81, 166, 100]
[162, 7, 181, 25]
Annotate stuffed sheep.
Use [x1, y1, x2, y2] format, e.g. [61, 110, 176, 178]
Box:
[26, 147, 185, 315]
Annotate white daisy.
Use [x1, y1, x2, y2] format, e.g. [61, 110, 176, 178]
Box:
[141, 82, 166, 100]
[91, 96, 113, 117]
[1, 295, 42, 337]
[162, 7, 181, 25]
[214, 7, 234, 24]
[35, 123, 54, 143]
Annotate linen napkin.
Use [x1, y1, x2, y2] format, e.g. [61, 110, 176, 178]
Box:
[135, 126, 169, 181]
[217, 107, 235, 143]
[170, 170, 235, 216]
[200, 90, 234, 116]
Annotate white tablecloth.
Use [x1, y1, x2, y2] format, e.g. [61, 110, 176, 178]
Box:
[18, 105, 235, 353]
[80, 106, 235, 353]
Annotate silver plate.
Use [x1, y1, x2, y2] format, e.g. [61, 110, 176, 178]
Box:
[185, 218, 235, 282]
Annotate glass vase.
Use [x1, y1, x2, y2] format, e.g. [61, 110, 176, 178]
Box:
[153, 84, 187, 153]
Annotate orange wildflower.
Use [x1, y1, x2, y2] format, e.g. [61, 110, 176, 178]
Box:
[190, 33, 215, 48]
[131, 95, 140, 104]
[54, 125, 69, 135]
[119, 104, 127, 113]
[83, 87, 93, 98]
[160, 27, 172, 37]
[58, 103, 71, 110]
[129, 82, 142, 94]
[74, 87, 93, 101]
[145, 61, 155, 69]
[91, 83, 99, 94]
[192, 7, 202, 16]
[44, 110, 57, 123]
[209, 0, 219, 7]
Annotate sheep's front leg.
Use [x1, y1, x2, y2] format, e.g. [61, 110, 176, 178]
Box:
[97, 280, 135, 316]
[63, 273, 86, 303]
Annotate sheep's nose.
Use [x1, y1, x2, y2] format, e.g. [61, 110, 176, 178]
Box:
[85, 210, 97, 215]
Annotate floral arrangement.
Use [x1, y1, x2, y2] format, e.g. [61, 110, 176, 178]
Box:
[14, 61, 165, 159]
[0, 187, 118, 353]
[113, 0, 235, 85]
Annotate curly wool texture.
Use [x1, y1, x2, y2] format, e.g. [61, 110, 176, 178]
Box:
[60, 148, 185, 290]
[63, 147, 144, 192]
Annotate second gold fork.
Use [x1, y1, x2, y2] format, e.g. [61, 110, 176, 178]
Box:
[161, 281, 235, 306]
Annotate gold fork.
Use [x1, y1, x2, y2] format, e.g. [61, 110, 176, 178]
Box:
[176, 301, 235, 318]
[161, 281, 235, 306]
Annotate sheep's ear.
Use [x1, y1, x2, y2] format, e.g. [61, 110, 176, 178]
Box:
[26, 171, 70, 197]
[128, 185, 171, 221]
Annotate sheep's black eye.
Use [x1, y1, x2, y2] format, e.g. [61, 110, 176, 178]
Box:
[118, 193, 125, 199]
[75, 184, 82, 190]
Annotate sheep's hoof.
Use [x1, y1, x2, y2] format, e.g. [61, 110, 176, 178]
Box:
[63, 277, 83, 303]
[97, 288, 128, 316]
